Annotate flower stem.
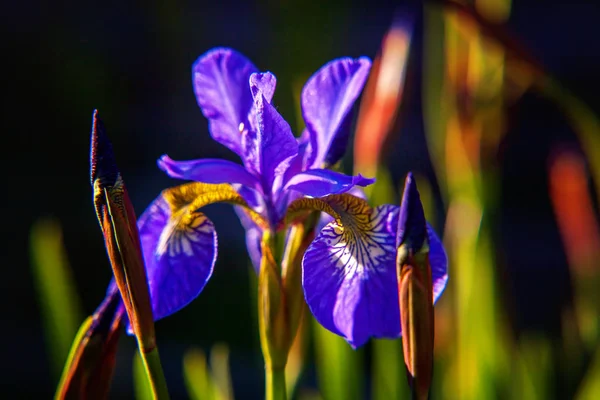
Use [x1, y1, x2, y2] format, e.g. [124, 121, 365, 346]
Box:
[140, 347, 171, 400]
[265, 366, 287, 400]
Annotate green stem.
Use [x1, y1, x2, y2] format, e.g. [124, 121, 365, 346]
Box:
[265, 366, 287, 400]
[140, 347, 171, 400]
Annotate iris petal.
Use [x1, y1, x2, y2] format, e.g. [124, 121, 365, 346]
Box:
[427, 224, 448, 302]
[316, 186, 367, 233]
[243, 88, 299, 194]
[158, 155, 263, 194]
[283, 169, 374, 198]
[247, 72, 277, 135]
[301, 199, 448, 348]
[138, 194, 217, 321]
[192, 48, 258, 155]
[301, 57, 371, 168]
[249, 72, 277, 103]
[302, 200, 400, 348]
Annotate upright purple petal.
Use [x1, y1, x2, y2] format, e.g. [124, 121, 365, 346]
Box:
[428, 224, 448, 302]
[283, 169, 374, 198]
[138, 195, 217, 321]
[192, 48, 258, 155]
[302, 204, 400, 348]
[243, 88, 298, 194]
[302, 57, 372, 168]
[249, 72, 277, 102]
[247, 72, 277, 135]
[158, 155, 263, 194]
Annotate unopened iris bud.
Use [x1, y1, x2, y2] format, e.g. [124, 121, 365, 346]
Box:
[396, 172, 434, 400]
[90, 109, 156, 353]
[55, 287, 124, 400]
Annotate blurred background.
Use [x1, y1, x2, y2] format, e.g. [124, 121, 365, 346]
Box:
[3, 0, 600, 398]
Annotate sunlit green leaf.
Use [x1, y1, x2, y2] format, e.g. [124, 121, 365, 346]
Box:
[30, 217, 83, 377]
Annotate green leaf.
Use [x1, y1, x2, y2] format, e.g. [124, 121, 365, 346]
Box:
[210, 343, 234, 400]
[312, 318, 363, 400]
[134, 352, 154, 400]
[183, 348, 217, 400]
[30, 217, 83, 377]
[371, 339, 409, 400]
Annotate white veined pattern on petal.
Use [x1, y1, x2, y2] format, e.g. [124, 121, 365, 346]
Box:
[321, 203, 398, 277]
[156, 211, 213, 258]
[301, 201, 401, 347]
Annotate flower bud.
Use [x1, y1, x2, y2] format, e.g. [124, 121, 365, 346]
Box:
[90, 110, 156, 353]
[56, 288, 124, 400]
[396, 173, 434, 399]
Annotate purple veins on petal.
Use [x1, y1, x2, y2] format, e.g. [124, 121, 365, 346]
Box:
[302, 203, 449, 348]
[316, 186, 367, 233]
[302, 57, 372, 169]
[283, 169, 375, 198]
[192, 48, 258, 156]
[137, 194, 217, 321]
[302, 203, 401, 348]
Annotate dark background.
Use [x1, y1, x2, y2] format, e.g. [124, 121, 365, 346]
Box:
[3, 0, 600, 398]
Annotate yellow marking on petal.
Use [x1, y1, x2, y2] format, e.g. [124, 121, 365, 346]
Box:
[286, 194, 374, 233]
[286, 195, 394, 275]
[163, 182, 267, 229]
[157, 182, 268, 259]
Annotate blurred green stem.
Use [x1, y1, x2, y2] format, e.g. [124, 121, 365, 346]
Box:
[266, 367, 287, 400]
[140, 348, 170, 400]
[372, 339, 407, 400]
[30, 218, 83, 377]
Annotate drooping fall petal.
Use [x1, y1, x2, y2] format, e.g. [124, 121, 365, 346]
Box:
[303, 200, 400, 348]
[291, 194, 447, 348]
[138, 194, 218, 321]
[136, 182, 268, 321]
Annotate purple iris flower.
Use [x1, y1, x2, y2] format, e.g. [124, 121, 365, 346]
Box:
[135, 47, 374, 323]
[131, 48, 448, 348]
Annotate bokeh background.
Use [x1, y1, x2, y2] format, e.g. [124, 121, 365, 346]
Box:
[3, 0, 600, 398]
